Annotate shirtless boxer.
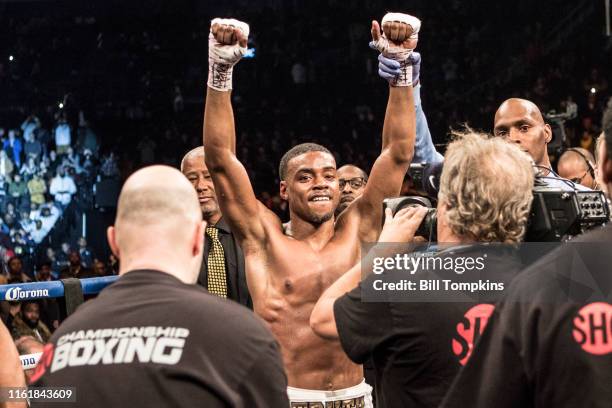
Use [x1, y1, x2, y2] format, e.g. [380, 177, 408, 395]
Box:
[204, 13, 419, 406]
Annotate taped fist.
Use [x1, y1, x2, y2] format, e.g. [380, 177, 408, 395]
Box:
[369, 12, 421, 87]
[208, 18, 250, 92]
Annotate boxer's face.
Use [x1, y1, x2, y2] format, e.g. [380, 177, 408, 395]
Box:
[494, 101, 551, 166]
[281, 151, 339, 224]
[182, 153, 221, 222]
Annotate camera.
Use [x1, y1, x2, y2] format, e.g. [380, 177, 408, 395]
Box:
[383, 196, 437, 241]
[526, 187, 610, 241]
[385, 162, 610, 243]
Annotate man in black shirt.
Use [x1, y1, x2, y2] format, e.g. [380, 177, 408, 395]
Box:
[440, 105, 612, 408]
[31, 165, 288, 407]
[311, 131, 535, 408]
[181, 146, 251, 308]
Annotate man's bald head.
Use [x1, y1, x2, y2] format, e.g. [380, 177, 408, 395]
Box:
[495, 98, 545, 125]
[109, 165, 204, 283]
[493, 98, 552, 167]
[558, 148, 596, 189]
[116, 165, 201, 229]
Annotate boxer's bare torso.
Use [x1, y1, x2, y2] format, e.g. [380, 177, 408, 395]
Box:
[247, 204, 366, 389]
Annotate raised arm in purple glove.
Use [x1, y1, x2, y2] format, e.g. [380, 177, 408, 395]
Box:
[372, 51, 443, 164]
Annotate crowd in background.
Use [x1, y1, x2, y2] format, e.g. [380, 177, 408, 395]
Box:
[0, 0, 611, 340]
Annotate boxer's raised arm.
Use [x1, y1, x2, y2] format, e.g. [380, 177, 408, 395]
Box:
[204, 19, 267, 245]
[356, 15, 419, 239]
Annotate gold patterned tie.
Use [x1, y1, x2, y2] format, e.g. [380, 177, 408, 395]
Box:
[206, 226, 228, 298]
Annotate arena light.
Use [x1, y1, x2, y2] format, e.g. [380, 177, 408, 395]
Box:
[8, 55, 13, 61]
[59, 102, 64, 109]
[590, 87, 597, 94]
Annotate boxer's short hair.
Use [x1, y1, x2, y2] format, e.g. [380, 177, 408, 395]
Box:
[279, 143, 333, 181]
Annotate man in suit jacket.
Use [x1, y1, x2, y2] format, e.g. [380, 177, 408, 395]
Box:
[181, 146, 251, 308]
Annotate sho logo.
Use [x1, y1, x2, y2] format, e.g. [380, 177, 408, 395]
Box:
[451, 303, 495, 366]
[5, 287, 49, 301]
[572, 302, 612, 355]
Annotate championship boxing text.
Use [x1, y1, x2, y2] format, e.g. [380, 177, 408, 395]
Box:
[51, 326, 189, 373]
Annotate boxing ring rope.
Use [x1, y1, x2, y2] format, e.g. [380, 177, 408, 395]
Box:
[1, 276, 119, 369]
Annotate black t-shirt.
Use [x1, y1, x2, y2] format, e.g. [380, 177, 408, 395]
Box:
[334, 245, 522, 408]
[31, 270, 288, 408]
[441, 225, 612, 408]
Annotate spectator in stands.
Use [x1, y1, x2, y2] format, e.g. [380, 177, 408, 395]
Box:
[47, 150, 60, 176]
[14, 335, 44, 382]
[54, 117, 71, 155]
[36, 205, 60, 239]
[63, 147, 83, 174]
[27, 172, 47, 206]
[21, 115, 41, 142]
[44, 248, 62, 277]
[0, 175, 7, 213]
[100, 152, 120, 178]
[8, 174, 29, 211]
[11, 301, 51, 343]
[20, 156, 38, 179]
[77, 237, 93, 268]
[7, 256, 31, 283]
[23, 130, 43, 161]
[28, 220, 47, 244]
[49, 166, 77, 209]
[0, 149, 14, 178]
[59, 251, 87, 279]
[92, 259, 108, 277]
[3, 130, 23, 167]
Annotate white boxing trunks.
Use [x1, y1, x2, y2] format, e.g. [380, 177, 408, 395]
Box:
[287, 379, 373, 408]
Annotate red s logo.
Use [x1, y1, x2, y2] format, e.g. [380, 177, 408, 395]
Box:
[573, 302, 612, 355]
[452, 304, 495, 365]
[30, 343, 55, 384]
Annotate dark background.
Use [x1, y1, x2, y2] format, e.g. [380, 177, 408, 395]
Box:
[0, 0, 610, 271]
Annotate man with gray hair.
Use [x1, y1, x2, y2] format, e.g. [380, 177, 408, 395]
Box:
[31, 165, 288, 407]
[311, 131, 534, 408]
[180, 146, 251, 308]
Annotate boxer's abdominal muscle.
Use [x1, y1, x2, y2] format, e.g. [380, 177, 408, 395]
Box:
[246, 230, 363, 390]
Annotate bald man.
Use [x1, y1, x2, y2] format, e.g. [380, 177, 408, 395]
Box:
[0, 321, 26, 408]
[30, 166, 288, 408]
[181, 147, 251, 307]
[557, 148, 597, 189]
[493, 98, 590, 190]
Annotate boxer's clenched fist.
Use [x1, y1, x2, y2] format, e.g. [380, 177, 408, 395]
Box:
[208, 18, 249, 91]
[369, 12, 421, 87]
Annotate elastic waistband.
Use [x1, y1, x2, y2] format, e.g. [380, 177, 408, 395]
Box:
[287, 379, 370, 400]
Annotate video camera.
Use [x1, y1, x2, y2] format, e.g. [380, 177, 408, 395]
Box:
[384, 162, 610, 242]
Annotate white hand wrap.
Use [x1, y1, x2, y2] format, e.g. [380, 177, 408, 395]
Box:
[371, 13, 421, 87]
[207, 18, 250, 91]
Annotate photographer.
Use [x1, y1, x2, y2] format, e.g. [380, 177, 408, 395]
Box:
[310, 131, 534, 408]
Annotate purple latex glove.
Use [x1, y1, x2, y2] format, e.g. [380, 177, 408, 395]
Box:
[374, 52, 421, 85]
